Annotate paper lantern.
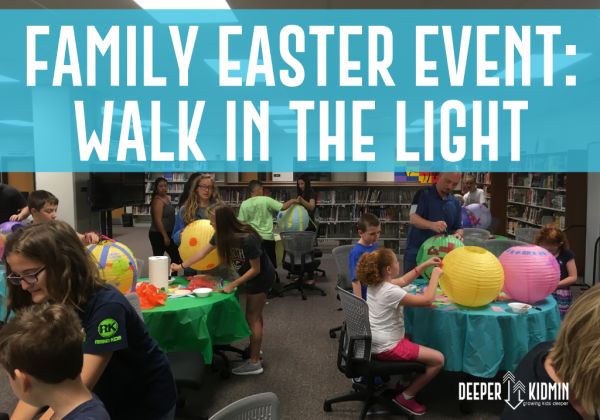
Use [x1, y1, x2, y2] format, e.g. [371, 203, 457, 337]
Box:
[499, 245, 560, 304]
[0, 234, 5, 260]
[461, 207, 473, 228]
[440, 246, 504, 307]
[179, 220, 220, 271]
[277, 204, 309, 232]
[465, 204, 492, 229]
[416, 234, 464, 279]
[0, 221, 25, 237]
[87, 240, 138, 293]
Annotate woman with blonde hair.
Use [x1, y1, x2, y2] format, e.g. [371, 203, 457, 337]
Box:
[502, 283, 600, 419]
[172, 174, 221, 245]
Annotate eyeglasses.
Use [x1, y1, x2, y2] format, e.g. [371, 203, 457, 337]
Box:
[197, 184, 213, 190]
[7, 266, 46, 286]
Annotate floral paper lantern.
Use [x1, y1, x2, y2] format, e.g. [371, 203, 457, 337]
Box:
[179, 220, 220, 271]
[440, 246, 504, 307]
[416, 234, 464, 279]
[0, 221, 25, 237]
[87, 240, 138, 293]
[499, 245, 559, 304]
[277, 204, 309, 232]
[465, 204, 492, 229]
[461, 207, 473, 228]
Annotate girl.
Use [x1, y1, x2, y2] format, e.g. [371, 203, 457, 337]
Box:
[535, 225, 577, 318]
[148, 177, 181, 272]
[4, 221, 177, 420]
[171, 204, 275, 376]
[172, 173, 221, 246]
[296, 174, 317, 231]
[356, 249, 445, 416]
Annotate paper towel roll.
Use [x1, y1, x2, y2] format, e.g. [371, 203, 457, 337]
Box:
[148, 256, 169, 290]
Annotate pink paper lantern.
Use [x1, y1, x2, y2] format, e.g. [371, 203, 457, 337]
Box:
[499, 245, 560, 304]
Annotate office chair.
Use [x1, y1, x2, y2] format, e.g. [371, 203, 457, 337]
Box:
[324, 287, 425, 419]
[278, 231, 327, 300]
[209, 392, 280, 420]
[125, 293, 206, 412]
[482, 239, 529, 257]
[311, 216, 327, 278]
[514, 227, 540, 244]
[462, 228, 491, 246]
[329, 245, 354, 338]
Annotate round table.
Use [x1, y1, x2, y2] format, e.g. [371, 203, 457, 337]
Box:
[141, 277, 251, 363]
[404, 280, 561, 378]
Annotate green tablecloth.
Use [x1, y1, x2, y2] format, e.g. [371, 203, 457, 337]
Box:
[490, 235, 510, 240]
[404, 280, 560, 378]
[141, 278, 251, 364]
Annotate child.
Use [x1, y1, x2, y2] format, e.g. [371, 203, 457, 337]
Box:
[535, 225, 577, 318]
[356, 249, 445, 416]
[462, 175, 486, 205]
[171, 204, 275, 376]
[0, 304, 110, 419]
[349, 213, 382, 299]
[26, 190, 100, 245]
[4, 221, 177, 420]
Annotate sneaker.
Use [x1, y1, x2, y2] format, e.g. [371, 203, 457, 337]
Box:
[352, 376, 386, 388]
[393, 394, 426, 416]
[231, 360, 263, 376]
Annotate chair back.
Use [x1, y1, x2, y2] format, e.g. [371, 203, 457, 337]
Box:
[209, 392, 280, 420]
[515, 227, 540, 244]
[337, 287, 371, 362]
[463, 228, 491, 246]
[332, 245, 354, 289]
[483, 239, 529, 257]
[280, 231, 318, 270]
[124, 292, 144, 320]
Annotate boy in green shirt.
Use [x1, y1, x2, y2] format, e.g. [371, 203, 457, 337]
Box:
[238, 180, 296, 271]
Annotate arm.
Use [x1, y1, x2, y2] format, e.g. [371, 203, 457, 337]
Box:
[297, 196, 315, 212]
[478, 189, 486, 205]
[77, 231, 100, 245]
[352, 281, 363, 297]
[237, 202, 247, 222]
[9, 207, 29, 222]
[391, 257, 441, 287]
[558, 259, 578, 288]
[222, 257, 260, 294]
[151, 198, 170, 245]
[281, 198, 296, 211]
[399, 267, 441, 307]
[10, 401, 41, 420]
[171, 243, 216, 272]
[409, 212, 447, 233]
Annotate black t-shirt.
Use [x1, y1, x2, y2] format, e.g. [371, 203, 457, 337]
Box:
[556, 249, 575, 282]
[301, 189, 317, 231]
[79, 286, 176, 420]
[0, 184, 26, 223]
[501, 341, 585, 420]
[210, 233, 276, 286]
[62, 397, 110, 420]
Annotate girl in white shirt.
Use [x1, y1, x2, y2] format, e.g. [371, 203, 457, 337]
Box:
[356, 249, 444, 416]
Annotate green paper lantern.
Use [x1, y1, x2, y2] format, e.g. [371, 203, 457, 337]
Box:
[416, 234, 464, 279]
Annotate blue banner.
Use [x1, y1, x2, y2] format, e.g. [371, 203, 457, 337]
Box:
[0, 10, 598, 172]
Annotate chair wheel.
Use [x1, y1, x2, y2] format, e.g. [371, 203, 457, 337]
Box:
[323, 402, 332, 412]
[302, 295, 307, 300]
[321, 291, 327, 296]
[329, 331, 337, 338]
[220, 369, 231, 379]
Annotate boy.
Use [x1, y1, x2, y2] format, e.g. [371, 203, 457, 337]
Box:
[463, 175, 486, 206]
[349, 213, 381, 299]
[238, 180, 296, 270]
[27, 190, 100, 244]
[0, 304, 110, 419]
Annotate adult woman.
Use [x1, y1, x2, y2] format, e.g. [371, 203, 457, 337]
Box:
[171, 204, 274, 376]
[296, 174, 317, 231]
[501, 283, 600, 420]
[148, 177, 181, 269]
[172, 174, 221, 245]
[4, 221, 177, 420]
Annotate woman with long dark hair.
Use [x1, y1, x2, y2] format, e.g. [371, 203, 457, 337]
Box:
[148, 177, 181, 269]
[4, 221, 177, 420]
[171, 204, 275, 376]
[296, 174, 317, 231]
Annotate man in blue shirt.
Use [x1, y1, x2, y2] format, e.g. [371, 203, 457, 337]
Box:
[404, 173, 464, 273]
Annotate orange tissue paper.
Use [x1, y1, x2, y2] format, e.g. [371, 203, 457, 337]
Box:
[135, 283, 167, 309]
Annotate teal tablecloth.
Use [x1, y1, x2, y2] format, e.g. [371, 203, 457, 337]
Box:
[141, 277, 251, 364]
[404, 281, 561, 378]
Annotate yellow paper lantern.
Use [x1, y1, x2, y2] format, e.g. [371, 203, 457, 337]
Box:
[179, 220, 221, 271]
[440, 246, 504, 307]
[86, 240, 138, 293]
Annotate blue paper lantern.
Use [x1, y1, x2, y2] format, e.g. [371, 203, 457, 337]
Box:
[277, 204, 309, 232]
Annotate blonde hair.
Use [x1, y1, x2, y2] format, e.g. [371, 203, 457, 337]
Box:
[355, 248, 396, 287]
[182, 174, 221, 225]
[550, 283, 600, 414]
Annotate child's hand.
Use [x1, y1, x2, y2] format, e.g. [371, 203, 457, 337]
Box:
[426, 257, 442, 267]
[431, 267, 443, 277]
